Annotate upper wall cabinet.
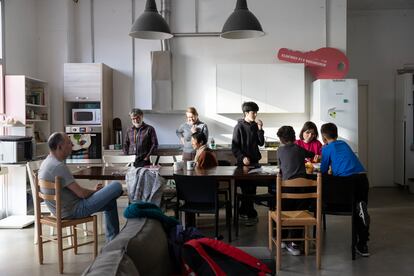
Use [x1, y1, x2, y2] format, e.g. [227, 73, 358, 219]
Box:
[216, 64, 242, 113]
[64, 63, 112, 102]
[216, 63, 305, 113]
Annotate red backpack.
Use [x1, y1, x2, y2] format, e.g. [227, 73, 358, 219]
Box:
[182, 238, 272, 276]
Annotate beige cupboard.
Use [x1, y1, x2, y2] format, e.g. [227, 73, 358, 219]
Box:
[216, 63, 305, 113]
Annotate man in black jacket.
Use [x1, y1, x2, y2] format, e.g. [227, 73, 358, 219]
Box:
[232, 101, 265, 225]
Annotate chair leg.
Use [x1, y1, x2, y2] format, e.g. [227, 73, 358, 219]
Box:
[235, 196, 240, 237]
[215, 209, 219, 239]
[316, 224, 321, 269]
[268, 211, 273, 251]
[226, 202, 232, 243]
[93, 216, 98, 258]
[233, 184, 238, 226]
[276, 221, 281, 273]
[57, 226, 64, 274]
[352, 214, 356, 260]
[97, 213, 104, 235]
[37, 222, 44, 264]
[73, 226, 78, 255]
[304, 226, 309, 256]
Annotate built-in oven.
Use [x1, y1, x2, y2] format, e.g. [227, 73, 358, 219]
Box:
[65, 125, 102, 163]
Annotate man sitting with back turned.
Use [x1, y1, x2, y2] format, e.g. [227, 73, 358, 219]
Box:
[39, 132, 123, 242]
[320, 123, 371, 257]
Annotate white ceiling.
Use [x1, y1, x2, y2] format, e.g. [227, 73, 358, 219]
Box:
[348, 0, 414, 10]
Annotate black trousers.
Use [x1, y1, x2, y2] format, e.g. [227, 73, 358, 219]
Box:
[323, 173, 370, 244]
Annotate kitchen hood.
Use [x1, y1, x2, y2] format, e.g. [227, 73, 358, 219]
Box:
[150, 50, 174, 112]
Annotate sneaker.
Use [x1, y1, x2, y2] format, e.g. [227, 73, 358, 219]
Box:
[357, 201, 370, 227]
[244, 216, 259, 226]
[286, 242, 301, 256]
[239, 214, 249, 221]
[355, 243, 370, 257]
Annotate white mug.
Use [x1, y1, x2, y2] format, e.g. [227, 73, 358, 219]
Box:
[186, 161, 196, 170]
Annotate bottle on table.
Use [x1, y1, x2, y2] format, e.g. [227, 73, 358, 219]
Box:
[210, 138, 216, 149]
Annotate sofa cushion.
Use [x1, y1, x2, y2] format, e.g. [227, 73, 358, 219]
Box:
[126, 219, 171, 276]
[100, 218, 171, 276]
[82, 249, 139, 276]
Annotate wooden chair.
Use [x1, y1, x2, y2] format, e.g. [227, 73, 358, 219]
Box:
[34, 174, 97, 274]
[268, 173, 322, 273]
[174, 174, 232, 242]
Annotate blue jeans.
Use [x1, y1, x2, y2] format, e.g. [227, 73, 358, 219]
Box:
[71, 181, 123, 242]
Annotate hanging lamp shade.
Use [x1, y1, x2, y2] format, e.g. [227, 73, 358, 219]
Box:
[221, 0, 264, 39]
[129, 0, 173, 40]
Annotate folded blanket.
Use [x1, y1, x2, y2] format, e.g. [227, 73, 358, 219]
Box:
[124, 201, 179, 231]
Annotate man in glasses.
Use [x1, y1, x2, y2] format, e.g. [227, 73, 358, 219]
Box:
[123, 108, 158, 167]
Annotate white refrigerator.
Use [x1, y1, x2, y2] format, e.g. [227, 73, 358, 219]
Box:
[311, 79, 359, 153]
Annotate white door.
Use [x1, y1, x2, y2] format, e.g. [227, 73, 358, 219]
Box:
[358, 82, 369, 176]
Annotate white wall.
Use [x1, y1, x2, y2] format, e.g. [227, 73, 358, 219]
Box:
[4, 0, 38, 76]
[134, 0, 345, 144]
[4, 0, 347, 145]
[348, 9, 414, 187]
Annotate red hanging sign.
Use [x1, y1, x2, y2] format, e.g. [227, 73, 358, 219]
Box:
[277, 47, 349, 79]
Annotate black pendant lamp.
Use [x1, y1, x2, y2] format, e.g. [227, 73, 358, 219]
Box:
[221, 0, 264, 39]
[129, 0, 173, 40]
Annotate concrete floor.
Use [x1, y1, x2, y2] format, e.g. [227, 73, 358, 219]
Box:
[0, 187, 413, 275]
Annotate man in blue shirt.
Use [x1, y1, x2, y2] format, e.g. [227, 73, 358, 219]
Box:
[320, 123, 371, 257]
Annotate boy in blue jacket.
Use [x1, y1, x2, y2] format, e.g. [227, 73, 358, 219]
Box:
[320, 123, 371, 257]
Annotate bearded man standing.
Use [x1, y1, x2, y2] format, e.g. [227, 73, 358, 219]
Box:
[123, 108, 159, 167]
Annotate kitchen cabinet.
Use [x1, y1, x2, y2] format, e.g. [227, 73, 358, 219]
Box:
[64, 63, 112, 102]
[63, 63, 113, 148]
[216, 64, 242, 113]
[5, 75, 50, 158]
[216, 64, 305, 113]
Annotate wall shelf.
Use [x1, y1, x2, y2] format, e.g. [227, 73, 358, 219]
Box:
[26, 103, 47, 108]
[5, 75, 50, 157]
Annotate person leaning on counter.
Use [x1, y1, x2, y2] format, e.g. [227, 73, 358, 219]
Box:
[123, 108, 158, 167]
[176, 107, 209, 161]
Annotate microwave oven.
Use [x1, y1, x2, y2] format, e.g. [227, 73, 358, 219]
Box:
[0, 136, 34, 163]
[72, 109, 101, 125]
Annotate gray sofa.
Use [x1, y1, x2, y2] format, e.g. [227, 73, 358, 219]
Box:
[82, 218, 171, 276]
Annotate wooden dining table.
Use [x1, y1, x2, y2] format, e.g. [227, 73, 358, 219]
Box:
[72, 165, 279, 181]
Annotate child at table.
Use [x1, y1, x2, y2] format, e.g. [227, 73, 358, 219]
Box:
[295, 121, 322, 163]
[275, 126, 315, 256]
[320, 122, 371, 257]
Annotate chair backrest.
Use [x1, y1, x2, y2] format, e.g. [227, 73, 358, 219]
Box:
[34, 173, 62, 221]
[174, 174, 218, 204]
[218, 160, 231, 166]
[322, 175, 356, 215]
[276, 173, 321, 216]
[157, 156, 175, 166]
[103, 155, 135, 167]
[27, 160, 45, 211]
